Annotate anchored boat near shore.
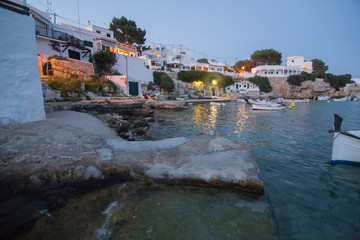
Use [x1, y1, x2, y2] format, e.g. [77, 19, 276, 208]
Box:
[331, 114, 360, 164]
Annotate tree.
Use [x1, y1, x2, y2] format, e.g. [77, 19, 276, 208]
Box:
[147, 81, 155, 91]
[311, 58, 328, 78]
[153, 71, 167, 86]
[160, 74, 175, 93]
[197, 58, 209, 64]
[248, 76, 272, 93]
[251, 49, 282, 65]
[89, 50, 117, 77]
[325, 73, 352, 90]
[234, 59, 256, 72]
[220, 76, 234, 88]
[109, 16, 146, 45]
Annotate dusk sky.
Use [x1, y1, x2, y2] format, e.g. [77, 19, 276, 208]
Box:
[27, 0, 360, 77]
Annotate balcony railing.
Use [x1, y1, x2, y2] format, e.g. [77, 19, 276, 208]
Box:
[35, 25, 85, 49]
[0, 0, 30, 16]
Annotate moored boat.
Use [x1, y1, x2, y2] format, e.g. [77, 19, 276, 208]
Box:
[333, 97, 347, 102]
[331, 114, 360, 164]
[313, 96, 330, 101]
[252, 103, 285, 110]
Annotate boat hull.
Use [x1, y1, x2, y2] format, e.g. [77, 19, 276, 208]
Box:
[332, 131, 360, 163]
[252, 104, 285, 110]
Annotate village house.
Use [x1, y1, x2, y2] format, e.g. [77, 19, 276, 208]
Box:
[21, 1, 152, 96]
[225, 80, 260, 95]
[250, 55, 313, 78]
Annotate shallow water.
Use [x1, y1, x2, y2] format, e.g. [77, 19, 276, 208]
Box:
[23, 101, 360, 239]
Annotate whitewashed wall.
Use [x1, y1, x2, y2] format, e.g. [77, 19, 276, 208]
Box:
[114, 55, 153, 84]
[0, 7, 46, 126]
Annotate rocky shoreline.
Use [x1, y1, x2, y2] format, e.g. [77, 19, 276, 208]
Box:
[0, 100, 263, 238]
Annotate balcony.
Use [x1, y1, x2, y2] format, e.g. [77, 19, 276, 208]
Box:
[35, 25, 85, 49]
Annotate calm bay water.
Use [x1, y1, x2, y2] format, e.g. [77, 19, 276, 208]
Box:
[23, 101, 360, 240]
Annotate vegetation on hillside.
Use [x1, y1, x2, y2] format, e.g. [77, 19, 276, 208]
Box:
[325, 73, 352, 90]
[248, 76, 272, 93]
[177, 70, 234, 88]
[287, 71, 316, 86]
[47, 75, 118, 97]
[152, 72, 175, 93]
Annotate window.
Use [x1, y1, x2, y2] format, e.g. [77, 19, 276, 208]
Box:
[68, 49, 80, 60]
[292, 60, 294, 62]
[106, 33, 111, 38]
[84, 40, 93, 47]
[96, 30, 101, 34]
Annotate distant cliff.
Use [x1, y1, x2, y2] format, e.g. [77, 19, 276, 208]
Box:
[268, 77, 360, 98]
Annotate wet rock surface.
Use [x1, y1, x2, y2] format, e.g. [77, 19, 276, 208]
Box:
[0, 111, 263, 238]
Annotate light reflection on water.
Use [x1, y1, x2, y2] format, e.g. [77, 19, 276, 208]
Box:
[153, 101, 360, 240]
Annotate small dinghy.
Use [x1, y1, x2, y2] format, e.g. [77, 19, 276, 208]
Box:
[330, 114, 360, 164]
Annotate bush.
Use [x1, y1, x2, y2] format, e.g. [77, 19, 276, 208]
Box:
[325, 73, 352, 90]
[47, 75, 84, 93]
[287, 72, 316, 86]
[153, 71, 167, 86]
[160, 74, 175, 93]
[147, 81, 155, 91]
[248, 76, 272, 93]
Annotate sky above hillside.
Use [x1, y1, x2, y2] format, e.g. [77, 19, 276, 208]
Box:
[27, 0, 360, 77]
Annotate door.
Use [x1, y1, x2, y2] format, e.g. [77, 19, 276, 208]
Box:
[129, 81, 139, 96]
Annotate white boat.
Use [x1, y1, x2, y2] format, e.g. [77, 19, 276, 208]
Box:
[248, 99, 282, 107]
[333, 97, 347, 102]
[331, 114, 360, 164]
[210, 102, 225, 106]
[237, 99, 246, 103]
[252, 103, 285, 110]
[282, 99, 310, 103]
[313, 96, 330, 101]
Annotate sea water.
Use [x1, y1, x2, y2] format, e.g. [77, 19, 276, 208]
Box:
[22, 101, 360, 240]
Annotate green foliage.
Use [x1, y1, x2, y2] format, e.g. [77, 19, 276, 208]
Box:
[48, 75, 117, 95]
[287, 71, 315, 86]
[153, 71, 167, 86]
[197, 58, 209, 64]
[234, 59, 255, 72]
[177, 70, 206, 83]
[325, 73, 352, 90]
[159, 74, 175, 93]
[220, 76, 235, 88]
[177, 70, 233, 88]
[251, 49, 282, 65]
[109, 16, 146, 45]
[48, 75, 84, 93]
[90, 50, 118, 77]
[147, 81, 155, 91]
[311, 58, 328, 78]
[248, 76, 272, 93]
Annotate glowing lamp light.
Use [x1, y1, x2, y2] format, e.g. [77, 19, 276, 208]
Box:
[193, 80, 203, 87]
[212, 80, 218, 86]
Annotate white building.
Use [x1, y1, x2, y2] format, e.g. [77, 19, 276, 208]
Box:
[0, 2, 45, 126]
[251, 65, 302, 77]
[226, 80, 260, 94]
[250, 55, 313, 78]
[286, 56, 313, 73]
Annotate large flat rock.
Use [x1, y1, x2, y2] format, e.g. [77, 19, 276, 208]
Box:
[0, 111, 263, 198]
